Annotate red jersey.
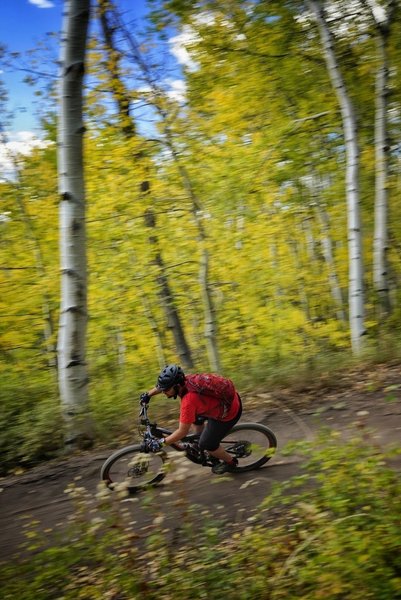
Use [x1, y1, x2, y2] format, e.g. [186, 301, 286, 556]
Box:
[179, 390, 240, 424]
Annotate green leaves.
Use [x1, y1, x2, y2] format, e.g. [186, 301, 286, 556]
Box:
[2, 0, 401, 466]
[1, 432, 400, 599]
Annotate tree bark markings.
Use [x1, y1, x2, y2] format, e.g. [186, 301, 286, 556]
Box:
[58, 0, 92, 448]
[307, 0, 366, 354]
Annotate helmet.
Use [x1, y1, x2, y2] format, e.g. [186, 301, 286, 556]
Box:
[156, 364, 185, 390]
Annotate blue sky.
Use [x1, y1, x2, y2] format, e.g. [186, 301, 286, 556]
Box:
[0, 0, 162, 178]
[1, 0, 152, 133]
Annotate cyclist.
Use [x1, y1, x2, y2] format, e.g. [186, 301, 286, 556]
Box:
[140, 364, 242, 474]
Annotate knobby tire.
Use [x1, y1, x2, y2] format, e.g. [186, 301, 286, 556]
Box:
[100, 444, 167, 492]
[101, 422, 277, 492]
[222, 422, 277, 472]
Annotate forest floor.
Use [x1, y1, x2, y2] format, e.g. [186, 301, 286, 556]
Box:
[1, 362, 401, 563]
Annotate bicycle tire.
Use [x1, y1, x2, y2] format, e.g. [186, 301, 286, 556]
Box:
[100, 444, 167, 492]
[221, 422, 277, 472]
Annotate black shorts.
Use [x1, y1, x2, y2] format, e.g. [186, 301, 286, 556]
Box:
[197, 397, 243, 452]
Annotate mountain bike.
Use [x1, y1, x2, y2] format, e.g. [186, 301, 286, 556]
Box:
[100, 404, 277, 493]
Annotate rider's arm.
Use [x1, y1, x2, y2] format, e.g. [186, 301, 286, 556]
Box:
[164, 421, 191, 445]
[147, 386, 162, 398]
[140, 387, 161, 405]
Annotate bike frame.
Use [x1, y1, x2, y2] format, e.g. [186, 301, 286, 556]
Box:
[140, 404, 201, 450]
[101, 407, 277, 490]
[139, 405, 231, 466]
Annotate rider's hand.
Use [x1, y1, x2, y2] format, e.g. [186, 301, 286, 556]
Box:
[148, 438, 163, 453]
[140, 392, 151, 406]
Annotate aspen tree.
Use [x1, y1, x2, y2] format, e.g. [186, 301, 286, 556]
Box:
[307, 0, 366, 354]
[315, 202, 347, 322]
[58, 0, 93, 448]
[105, 6, 221, 371]
[362, 0, 398, 319]
[97, 0, 195, 369]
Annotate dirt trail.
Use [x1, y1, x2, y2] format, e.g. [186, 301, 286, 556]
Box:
[1, 368, 401, 561]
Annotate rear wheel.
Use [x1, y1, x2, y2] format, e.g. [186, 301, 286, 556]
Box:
[221, 423, 277, 472]
[100, 444, 167, 492]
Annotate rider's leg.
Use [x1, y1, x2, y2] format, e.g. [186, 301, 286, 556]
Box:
[193, 416, 206, 436]
[207, 444, 234, 462]
[199, 401, 242, 464]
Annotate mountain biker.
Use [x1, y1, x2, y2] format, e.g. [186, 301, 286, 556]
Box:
[140, 364, 242, 474]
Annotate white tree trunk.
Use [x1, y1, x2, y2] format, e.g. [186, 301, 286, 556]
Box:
[373, 30, 390, 316]
[57, 0, 92, 448]
[199, 247, 220, 372]
[175, 159, 221, 372]
[364, 0, 396, 318]
[315, 204, 347, 322]
[287, 234, 311, 322]
[308, 0, 366, 354]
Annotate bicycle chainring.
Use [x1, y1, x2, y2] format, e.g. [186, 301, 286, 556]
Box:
[185, 445, 204, 465]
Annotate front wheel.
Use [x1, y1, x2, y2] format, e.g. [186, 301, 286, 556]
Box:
[221, 423, 277, 472]
[100, 444, 167, 493]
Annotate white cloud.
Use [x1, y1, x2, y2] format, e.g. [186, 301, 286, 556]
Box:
[28, 0, 55, 8]
[0, 131, 52, 181]
[168, 12, 229, 71]
[169, 26, 199, 71]
[165, 78, 187, 103]
[134, 79, 186, 104]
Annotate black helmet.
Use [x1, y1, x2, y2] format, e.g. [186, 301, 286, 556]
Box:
[156, 364, 185, 390]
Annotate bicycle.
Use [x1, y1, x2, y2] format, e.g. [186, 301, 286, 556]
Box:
[100, 404, 278, 493]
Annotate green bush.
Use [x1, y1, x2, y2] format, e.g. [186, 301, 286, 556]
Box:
[1, 339, 401, 472]
[0, 375, 61, 473]
[1, 433, 400, 599]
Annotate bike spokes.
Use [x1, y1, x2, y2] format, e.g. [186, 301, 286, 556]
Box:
[226, 440, 253, 458]
[127, 453, 151, 478]
[103, 448, 166, 491]
[222, 425, 276, 470]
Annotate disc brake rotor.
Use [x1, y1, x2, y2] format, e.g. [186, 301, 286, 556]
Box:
[127, 454, 150, 478]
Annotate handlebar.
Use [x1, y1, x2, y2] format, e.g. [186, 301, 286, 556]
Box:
[138, 402, 198, 453]
[139, 403, 149, 424]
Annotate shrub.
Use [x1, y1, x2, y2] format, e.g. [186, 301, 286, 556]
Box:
[1, 432, 400, 599]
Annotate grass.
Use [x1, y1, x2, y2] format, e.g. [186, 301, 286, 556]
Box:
[1, 432, 400, 599]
